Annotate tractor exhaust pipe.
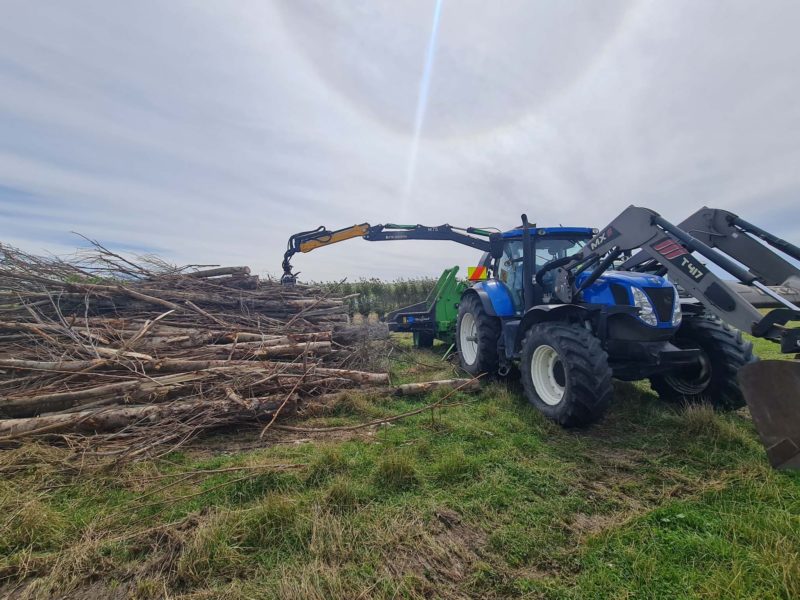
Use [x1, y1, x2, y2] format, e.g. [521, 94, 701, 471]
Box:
[521, 214, 535, 312]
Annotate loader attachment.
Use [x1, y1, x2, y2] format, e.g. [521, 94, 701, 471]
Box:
[572, 205, 800, 470]
[738, 360, 800, 470]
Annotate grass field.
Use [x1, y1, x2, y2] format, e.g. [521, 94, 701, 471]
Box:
[1, 336, 798, 599]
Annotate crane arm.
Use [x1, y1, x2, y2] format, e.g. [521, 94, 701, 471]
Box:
[295, 223, 372, 253]
[281, 222, 498, 284]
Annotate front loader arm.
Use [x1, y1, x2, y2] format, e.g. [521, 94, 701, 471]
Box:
[676, 207, 800, 287]
[571, 205, 800, 350]
[621, 206, 800, 288]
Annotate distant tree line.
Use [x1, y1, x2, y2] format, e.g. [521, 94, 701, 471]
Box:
[314, 278, 437, 317]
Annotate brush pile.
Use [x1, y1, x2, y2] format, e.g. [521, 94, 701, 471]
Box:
[0, 242, 431, 459]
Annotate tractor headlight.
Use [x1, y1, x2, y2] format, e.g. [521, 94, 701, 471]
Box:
[671, 286, 682, 327]
[631, 286, 658, 326]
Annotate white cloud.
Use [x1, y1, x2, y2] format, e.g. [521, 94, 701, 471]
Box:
[0, 0, 798, 281]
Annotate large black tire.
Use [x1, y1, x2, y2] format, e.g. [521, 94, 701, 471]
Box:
[520, 322, 613, 427]
[649, 313, 756, 410]
[413, 331, 434, 348]
[456, 294, 500, 375]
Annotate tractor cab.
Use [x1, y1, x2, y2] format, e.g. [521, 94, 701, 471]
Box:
[493, 227, 595, 312]
[467, 220, 685, 374]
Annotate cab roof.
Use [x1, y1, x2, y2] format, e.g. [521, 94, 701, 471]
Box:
[500, 226, 596, 239]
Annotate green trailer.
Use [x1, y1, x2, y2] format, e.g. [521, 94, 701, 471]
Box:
[384, 266, 467, 348]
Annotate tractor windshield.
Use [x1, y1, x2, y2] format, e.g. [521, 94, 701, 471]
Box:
[498, 237, 588, 310]
[535, 238, 588, 297]
[535, 238, 587, 270]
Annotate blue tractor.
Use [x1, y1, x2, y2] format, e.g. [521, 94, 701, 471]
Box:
[283, 206, 800, 467]
[451, 215, 699, 427]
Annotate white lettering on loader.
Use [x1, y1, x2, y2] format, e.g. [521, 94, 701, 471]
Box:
[681, 257, 704, 280]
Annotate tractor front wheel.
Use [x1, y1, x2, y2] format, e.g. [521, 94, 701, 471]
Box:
[649, 313, 756, 410]
[456, 294, 500, 375]
[520, 322, 613, 427]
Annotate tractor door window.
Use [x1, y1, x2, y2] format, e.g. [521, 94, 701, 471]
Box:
[498, 241, 524, 310]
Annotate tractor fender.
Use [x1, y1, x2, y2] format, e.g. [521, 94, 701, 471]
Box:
[514, 304, 592, 351]
[461, 281, 515, 318]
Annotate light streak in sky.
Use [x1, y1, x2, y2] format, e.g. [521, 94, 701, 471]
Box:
[402, 0, 444, 213]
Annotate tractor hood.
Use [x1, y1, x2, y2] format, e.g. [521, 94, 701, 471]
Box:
[576, 270, 678, 328]
[577, 270, 673, 290]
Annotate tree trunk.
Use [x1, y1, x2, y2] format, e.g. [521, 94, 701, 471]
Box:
[188, 266, 250, 278]
[394, 379, 480, 396]
[0, 371, 209, 418]
[0, 394, 286, 438]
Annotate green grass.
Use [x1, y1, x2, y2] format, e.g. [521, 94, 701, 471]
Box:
[0, 338, 798, 599]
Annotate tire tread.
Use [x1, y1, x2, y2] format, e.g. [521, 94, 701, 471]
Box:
[520, 322, 612, 427]
[650, 313, 755, 410]
[456, 294, 501, 375]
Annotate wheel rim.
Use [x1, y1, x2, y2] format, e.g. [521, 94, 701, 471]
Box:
[663, 343, 711, 395]
[459, 313, 478, 365]
[531, 344, 566, 406]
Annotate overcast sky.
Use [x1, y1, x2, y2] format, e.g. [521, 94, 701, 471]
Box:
[1, 0, 798, 281]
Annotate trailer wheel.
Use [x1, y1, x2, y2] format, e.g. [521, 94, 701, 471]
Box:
[456, 294, 500, 375]
[520, 322, 612, 427]
[650, 314, 756, 410]
[413, 331, 435, 348]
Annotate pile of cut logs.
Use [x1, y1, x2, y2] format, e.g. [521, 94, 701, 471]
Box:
[0, 243, 475, 459]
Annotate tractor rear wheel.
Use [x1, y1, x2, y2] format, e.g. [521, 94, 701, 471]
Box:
[520, 322, 613, 427]
[649, 313, 756, 410]
[456, 294, 500, 375]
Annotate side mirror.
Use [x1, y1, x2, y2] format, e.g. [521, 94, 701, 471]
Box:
[489, 233, 504, 259]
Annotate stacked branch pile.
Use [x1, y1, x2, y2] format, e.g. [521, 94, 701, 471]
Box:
[0, 243, 475, 457]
